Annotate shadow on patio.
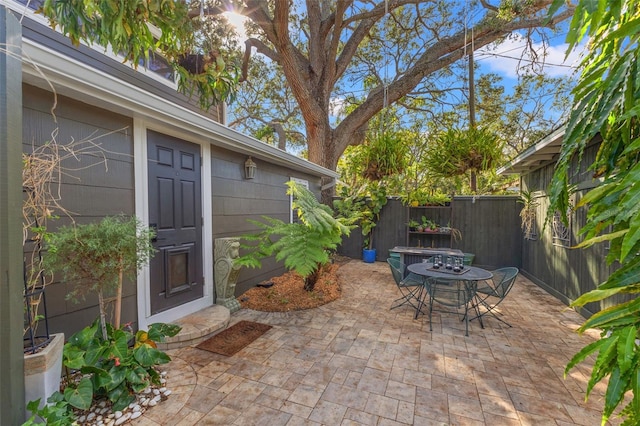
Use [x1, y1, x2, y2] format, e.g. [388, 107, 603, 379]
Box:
[132, 259, 617, 425]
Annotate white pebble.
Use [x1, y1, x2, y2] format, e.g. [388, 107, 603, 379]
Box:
[131, 411, 142, 420]
[153, 388, 160, 395]
[160, 371, 167, 376]
[97, 420, 104, 426]
[105, 420, 115, 426]
[148, 399, 157, 407]
[114, 411, 123, 419]
[87, 412, 96, 421]
[97, 415, 103, 421]
[158, 387, 167, 393]
[152, 395, 161, 403]
[107, 413, 115, 419]
[143, 387, 151, 394]
[78, 415, 87, 423]
[132, 405, 141, 412]
[163, 390, 172, 397]
[98, 400, 107, 408]
[160, 378, 167, 384]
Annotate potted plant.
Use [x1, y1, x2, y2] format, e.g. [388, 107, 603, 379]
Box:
[407, 219, 420, 231]
[21, 138, 108, 414]
[31, 215, 181, 420]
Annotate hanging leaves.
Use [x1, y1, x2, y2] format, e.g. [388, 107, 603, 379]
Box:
[362, 132, 408, 181]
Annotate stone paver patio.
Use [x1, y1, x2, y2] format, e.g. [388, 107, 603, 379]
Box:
[132, 259, 617, 425]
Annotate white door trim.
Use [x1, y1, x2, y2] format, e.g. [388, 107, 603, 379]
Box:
[134, 118, 213, 330]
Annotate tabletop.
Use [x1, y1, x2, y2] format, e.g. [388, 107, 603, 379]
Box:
[407, 262, 493, 281]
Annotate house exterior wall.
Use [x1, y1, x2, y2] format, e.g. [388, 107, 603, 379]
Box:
[520, 139, 622, 318]
[22, 84, 326, 338]
[12, 1, 337, 337]
[22, 84, 138, 337]
[19, 5, 223, 123]
[209, 146, 322, 295]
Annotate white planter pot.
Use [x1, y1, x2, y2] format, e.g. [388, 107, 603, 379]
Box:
[24, 332, 64, 416]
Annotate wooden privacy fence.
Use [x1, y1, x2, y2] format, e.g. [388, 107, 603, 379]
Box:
[337, 195, 523, 270]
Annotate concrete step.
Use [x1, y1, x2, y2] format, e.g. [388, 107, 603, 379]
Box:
[156, 304, 230, 350]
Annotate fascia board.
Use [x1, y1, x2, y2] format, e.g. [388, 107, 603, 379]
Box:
[20, 38, 338, 179]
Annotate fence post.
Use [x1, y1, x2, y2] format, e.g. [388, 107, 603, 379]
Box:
[0, 6, 26, 424]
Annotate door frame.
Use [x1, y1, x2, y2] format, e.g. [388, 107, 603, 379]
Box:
[134, 118, 214, 330]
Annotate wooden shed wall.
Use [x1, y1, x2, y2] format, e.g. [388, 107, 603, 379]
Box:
[209, 146, 322, 295]
[22, 85, 137, 337]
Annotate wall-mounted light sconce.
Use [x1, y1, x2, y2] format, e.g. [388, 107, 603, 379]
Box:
[244, 156, 257, 179]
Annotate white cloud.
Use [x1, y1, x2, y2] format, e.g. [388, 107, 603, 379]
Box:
[477, 33, 585, 79]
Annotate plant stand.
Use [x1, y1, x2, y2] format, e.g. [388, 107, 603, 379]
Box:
[23, 332, 64, 416]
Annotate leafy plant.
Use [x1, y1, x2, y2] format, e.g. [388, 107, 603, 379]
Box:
[237, 181, 352, 291]
[22, 135, 110, 353]
[44, 215, 155, 339]
[61, 320, 180, 412]
[23, 394, 76, 426]
[23, 320, 181, 421]
[547, 0, 640, 423]
[362, 131, 408, 181]
[425, 127, 503, 193]
[517, 190, 538, 237]
[334, 180, 388, 250]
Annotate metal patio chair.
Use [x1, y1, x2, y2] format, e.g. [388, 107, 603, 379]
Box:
[470, 267, 519, 328]
[425, 276, 477, 336]
[387, 257, 425, 315]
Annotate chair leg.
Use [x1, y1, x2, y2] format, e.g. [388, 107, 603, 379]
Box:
[390, 286, 422, 311]
[473, 298, 512, 327]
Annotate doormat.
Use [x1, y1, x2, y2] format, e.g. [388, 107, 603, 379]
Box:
[196, 320, 272, 356]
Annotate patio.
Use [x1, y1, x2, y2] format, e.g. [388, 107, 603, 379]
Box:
[131, 259, 615, 426]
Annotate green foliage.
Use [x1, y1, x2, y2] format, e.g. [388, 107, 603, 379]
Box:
[22, 394, 76, 426]
[61, 319, 180, 412]
[334, 181, 388, 250]
[547, 0, 640, 423]
[44, 215, 155, 335]
[39, 0, 239, 109]
[362, 131, 408, 181]
[45, 215, 154, 298]
[236, 181, 352, 291]
[425, 127, 503, 178]
[22, 321, 179, 424]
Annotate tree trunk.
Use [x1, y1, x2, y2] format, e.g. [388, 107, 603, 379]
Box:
[303, 267, 321, 292]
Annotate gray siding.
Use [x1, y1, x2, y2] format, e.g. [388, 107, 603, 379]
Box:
[209, 146, 322, 295]
[520, 139, 622, 317]
[23, 85, 136, 338]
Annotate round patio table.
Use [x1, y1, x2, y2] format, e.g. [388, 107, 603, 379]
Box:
[408, 261, 493, 336]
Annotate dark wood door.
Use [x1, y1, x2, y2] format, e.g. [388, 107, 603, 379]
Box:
[147, 130, 203, 314]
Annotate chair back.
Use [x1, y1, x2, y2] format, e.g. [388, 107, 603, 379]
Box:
[387, 258, 405, 285]
[491, 267, 519, 298]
